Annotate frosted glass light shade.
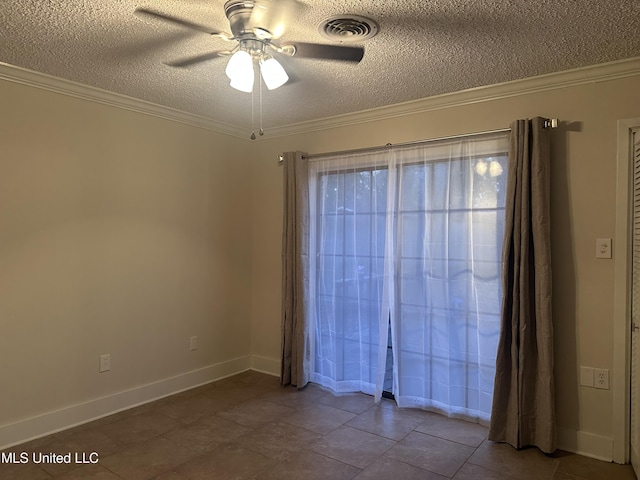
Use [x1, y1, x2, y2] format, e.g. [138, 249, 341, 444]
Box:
[226, 50, 253, 81]
[259, 57, 289, 90]
[230, 75, 254, 93]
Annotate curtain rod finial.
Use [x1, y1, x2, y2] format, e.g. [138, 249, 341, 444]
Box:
[278, 154, 284, 164]
[543, 118, 559, 129]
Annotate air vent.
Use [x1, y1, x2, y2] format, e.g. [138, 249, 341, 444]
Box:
[319, 15, 379, 43]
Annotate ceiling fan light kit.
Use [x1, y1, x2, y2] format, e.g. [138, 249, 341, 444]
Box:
[223, 38, 289, 93]
[225, 53, 288, 92]
[229, 72, 255, 93]
[259, 57, 289, 90]
[135, 0, 369, 135]
[225, 49, 253, 80]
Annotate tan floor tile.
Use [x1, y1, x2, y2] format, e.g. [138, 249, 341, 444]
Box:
[21, 437, 87, 476]
[175, 443, 277, 480]
[99, 437, 196, 480]
[355, 457, 448, 480]
[282, 403, 357, 434]
[347, 402, 427, 441]
[96, 411, 181, 445]
[552, 472, 584, 480]
[50, 463, 121, 480]
[153, 394, 236, 425]
[453, 462, 521, 480]
[1, 437, 58, 478]
[25, 429, 123, 477]
[255, 450, 361, 480]
[162, 414, 252, 454]
[234, 420, 322, 461]
[55, 427, 125, 457]
[467, 441, 559, 480]
[207, 374, 281, 400]
[217, 398, 295, 427]
[201, 414, 255, 439]
[157, 378, 272, 421]
[152, 471, 190, 480]
[386, 431, 475, 477]
[317, 391, 375, 414]
[257, 383, 329, 408]
[415, 412, 489, 447]
[310, 425, 396, 468]
[0, 458, 51, 480]
[160, 425, 221, 455]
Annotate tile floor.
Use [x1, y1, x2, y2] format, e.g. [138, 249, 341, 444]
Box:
[1, 371, 637, 480]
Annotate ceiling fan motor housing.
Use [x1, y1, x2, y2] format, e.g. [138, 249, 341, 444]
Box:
[224, 0, 256, 38]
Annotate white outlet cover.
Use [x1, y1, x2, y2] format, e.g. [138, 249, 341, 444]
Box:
[594, 368, 610, 390]
[99, 354, 111, 373]
[595, 238, 612, 259]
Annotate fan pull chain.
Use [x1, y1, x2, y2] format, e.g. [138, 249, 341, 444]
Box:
[250, 84, 256, 140]
[259, 73, 264, 137]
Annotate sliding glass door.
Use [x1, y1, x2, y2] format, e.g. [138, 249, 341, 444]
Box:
[310, 133, 509, 423]
[313, 164, 388, 395]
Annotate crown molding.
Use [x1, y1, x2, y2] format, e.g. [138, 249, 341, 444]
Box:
[265, 56, 640, 138]
[0, 62, 245, 138]
[2, 57, 640, 141]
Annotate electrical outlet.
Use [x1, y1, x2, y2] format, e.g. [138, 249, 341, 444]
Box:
[594, 368, 609, 390]
[189, 336, 197, 351]
[99, 354, 111, 373]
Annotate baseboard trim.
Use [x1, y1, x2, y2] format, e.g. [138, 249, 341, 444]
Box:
[557, 427, 615, 462]
[250, 355, 281, 377]
[0, 356, 251, 450]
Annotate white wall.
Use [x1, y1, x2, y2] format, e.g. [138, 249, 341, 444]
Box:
[0, 78, 253, 447]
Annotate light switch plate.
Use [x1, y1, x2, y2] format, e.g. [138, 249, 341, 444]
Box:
[595, 238, 612, 259]
[579, 366, 594, 387]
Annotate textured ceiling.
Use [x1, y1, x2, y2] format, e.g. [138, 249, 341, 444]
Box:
[1, 0, 639, 132]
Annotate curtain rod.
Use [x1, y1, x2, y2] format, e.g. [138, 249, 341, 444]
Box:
[277, 118, 559, 163]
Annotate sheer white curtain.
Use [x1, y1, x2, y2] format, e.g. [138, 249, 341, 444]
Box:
[391, 136, 508, 423]
[309, 132, 509, 423]
[309, 151, 390, 396]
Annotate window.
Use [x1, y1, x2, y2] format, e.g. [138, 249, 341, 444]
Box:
[314, 166, 388, 394]
[309, 132, 509, 423]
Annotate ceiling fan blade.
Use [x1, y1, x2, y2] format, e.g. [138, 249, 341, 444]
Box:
[283, 42, 365, 63]
[116, 31, 193, 59]
[249, 0, 302, 39]
[166, 50, 233, 67]
[134, 8, 232, 40]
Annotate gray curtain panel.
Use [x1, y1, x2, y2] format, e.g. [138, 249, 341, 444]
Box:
[281, 151, 311, 388]
[488, 117, 555, 453]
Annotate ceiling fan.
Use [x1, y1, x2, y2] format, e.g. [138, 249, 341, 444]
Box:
[135, 0, 366, 92]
